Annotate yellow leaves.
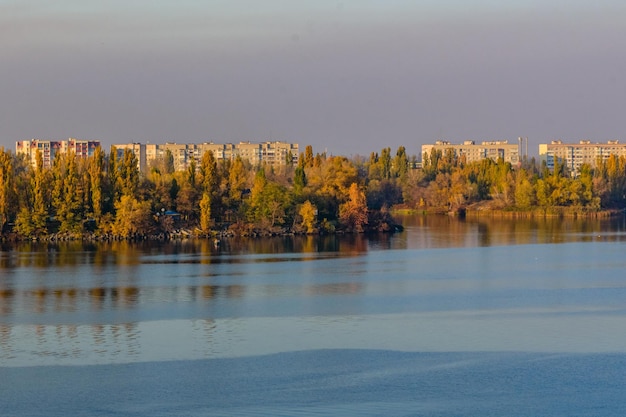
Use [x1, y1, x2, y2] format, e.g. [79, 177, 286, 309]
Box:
[299, 200, 317, 234]
[339, 183, 368, 232]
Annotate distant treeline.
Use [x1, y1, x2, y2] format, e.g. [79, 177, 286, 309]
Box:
[1, 144, 625, 240]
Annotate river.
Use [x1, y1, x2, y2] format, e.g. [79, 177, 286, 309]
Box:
[1, 215, 626, 416]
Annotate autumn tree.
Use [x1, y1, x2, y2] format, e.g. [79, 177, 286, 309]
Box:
[88, 146, 105, 222]
[0, 148, 14, 232]
[112, 194, 154, 238]
[31, 151, 50, 232]
[199, 192, 212, 234]
[339, 183, 368, 232]
[248, 167, 290, 228]
[176, 159, 199, 221]
[51, 152, 84, 233]
[303, 145, 314, 168]
[119, 148, 140, 198]
[514, 169, 536, 209]
[299, 200, 318, 233]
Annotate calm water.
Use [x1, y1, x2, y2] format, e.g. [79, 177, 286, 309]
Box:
[2, 215, 626, 416]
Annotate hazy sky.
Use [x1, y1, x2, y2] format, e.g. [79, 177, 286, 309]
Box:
[2, 1, 626, 157]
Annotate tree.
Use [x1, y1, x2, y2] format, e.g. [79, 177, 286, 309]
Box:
[119, 148, 140, 197]
[299, 200, 318, 233]
[248, 168, 290, 227]
[303, 145, 314, 168]
[0, 148, 14, 232]
[199, 192, 212, 233]
[88, 146, 105, 222]
[176, 159, 199, 221]
[514, 170, 535, 209]
[52, 152, 83, 233]
[113, 195, 154, 238]
[339, 183, 368, 232]
[228, 156, 248, 202]
[380, 147, 392, 180]
[30, 150, 50, 234]
[392, 146, 408, 180]
[199, 150, 218, 195]
[293, 160, 306, 195]
[108, 146, 121, 205]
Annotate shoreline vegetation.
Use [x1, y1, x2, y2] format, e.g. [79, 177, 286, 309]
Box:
[2, 144, 626, 243]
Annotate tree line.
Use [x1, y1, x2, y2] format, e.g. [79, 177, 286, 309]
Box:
[394, 148, 626, 214]
[2, 144, 625, 240]
[0, 145, 397, 240]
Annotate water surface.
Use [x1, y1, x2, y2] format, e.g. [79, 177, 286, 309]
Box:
[2, 215, 626, 415]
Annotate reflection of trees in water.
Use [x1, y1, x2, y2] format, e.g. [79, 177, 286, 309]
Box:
[305, 282, 363, 296]
[396, 213, 626, 249]
[192, 319, 216, 357]
[0, 283, 252, 320]
[0, 322, 141, 363]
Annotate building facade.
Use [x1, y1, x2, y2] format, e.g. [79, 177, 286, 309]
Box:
[113, 141, 299, 173]
[16, 138, 101, 168]
[421, 140, 521, 165]
[539, 140, 626, 173]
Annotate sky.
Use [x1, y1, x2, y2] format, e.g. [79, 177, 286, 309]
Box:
[2, 0, 626, 158]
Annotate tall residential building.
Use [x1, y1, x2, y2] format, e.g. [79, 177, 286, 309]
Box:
[114, 141, 299, 173]
[111, 143, 147, 172]
[539, 140, 626, 172]
[16, 138, 101, 169]
[421, 140, 521, 165]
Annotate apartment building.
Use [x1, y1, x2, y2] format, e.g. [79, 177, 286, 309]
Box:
[16, 138, 101, 168]
[112, 141, 299, 173]
[421, 140, 521, 165]
[111, 143, 147, 171]
[539, 140, 626, 172]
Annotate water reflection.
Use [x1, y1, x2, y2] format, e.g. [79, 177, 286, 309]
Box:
[3, 215, 626, 367]
[397, 214, 626, 249]
[0, 234, 374, 269]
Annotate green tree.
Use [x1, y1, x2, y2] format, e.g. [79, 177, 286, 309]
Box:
[392, 146, 408, 180]
[293, 159, 307, 195]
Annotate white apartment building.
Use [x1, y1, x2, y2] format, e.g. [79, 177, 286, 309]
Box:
[112, 141, 299, 173]
[421, 140, 521, 165]
[539, 140, 626, 172]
